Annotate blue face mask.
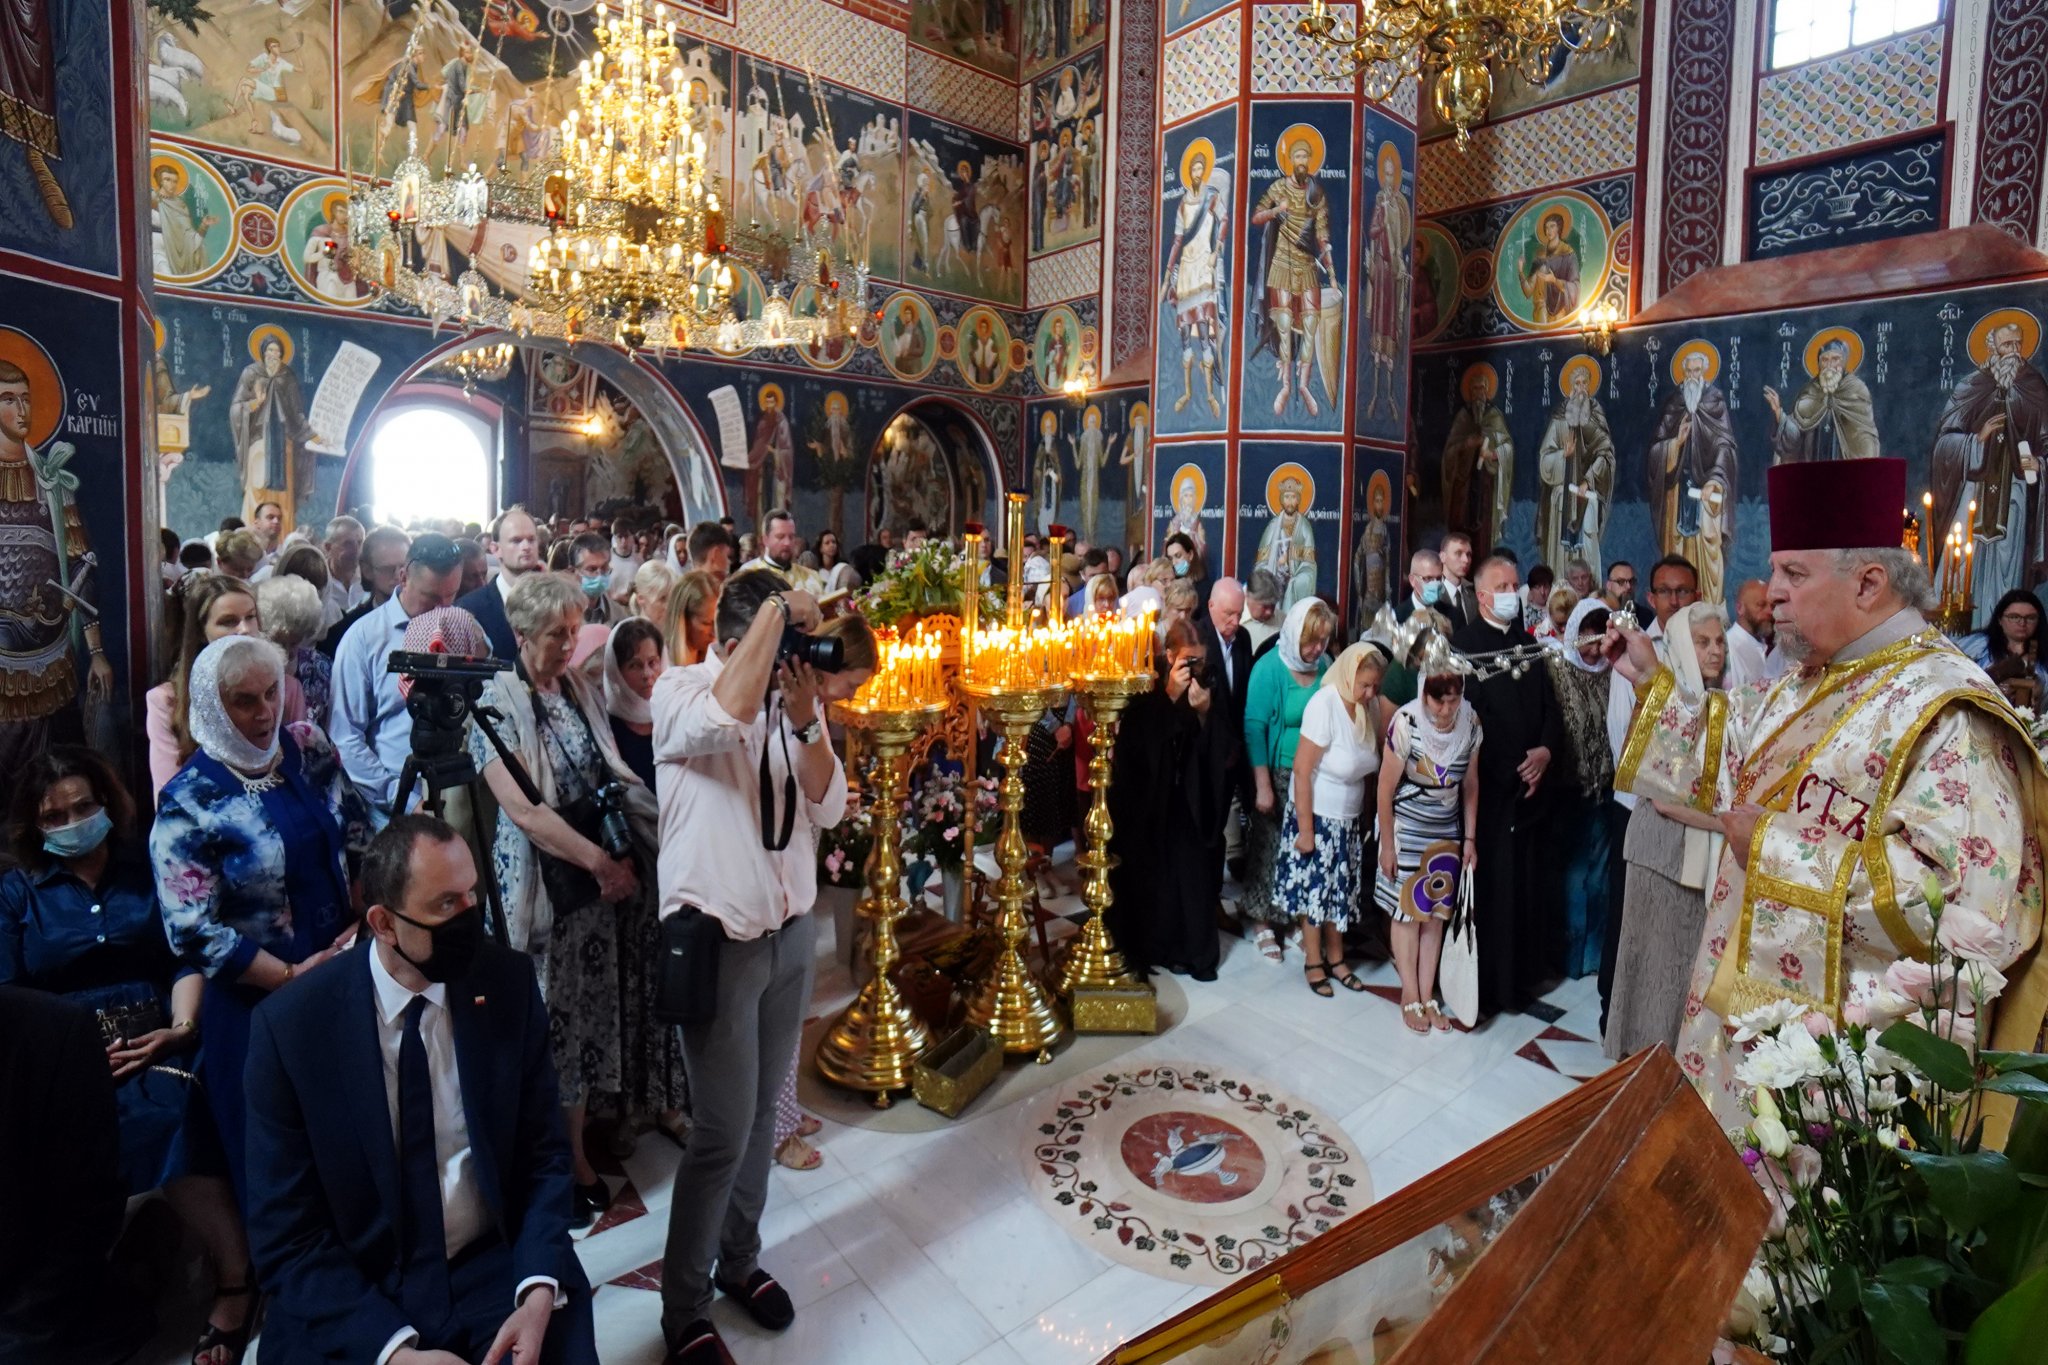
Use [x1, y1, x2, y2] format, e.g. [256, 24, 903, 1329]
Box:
[43, 808, 112, 859]
[581, 574, 609, 597]
[1420, 580, 1444, 606]
[1173, 559, 1190, 577]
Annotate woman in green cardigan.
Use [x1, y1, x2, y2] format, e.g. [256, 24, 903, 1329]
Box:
[1240, 597, 1335, 959]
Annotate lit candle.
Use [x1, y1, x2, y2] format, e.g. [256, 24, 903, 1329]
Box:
[1922, 491, 1935, 570]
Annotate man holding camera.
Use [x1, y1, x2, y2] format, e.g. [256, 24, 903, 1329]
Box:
[649, 569, 876, 1365]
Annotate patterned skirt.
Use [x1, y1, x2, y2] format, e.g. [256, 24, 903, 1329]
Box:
[1374, 781, 1464, 924]
[1272, 796, 1365, 929]
[1239, 766, 1291, 925]
[536, 898, 625, 1109]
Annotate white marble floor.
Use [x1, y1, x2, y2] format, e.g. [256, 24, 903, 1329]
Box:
[144, 865, 1611, 1365]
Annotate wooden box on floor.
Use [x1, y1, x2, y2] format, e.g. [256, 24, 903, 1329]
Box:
[1102, 1048, 1768, 1365]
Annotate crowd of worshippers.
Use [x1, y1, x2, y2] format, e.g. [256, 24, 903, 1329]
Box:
[14, 491, 2048, 1365]
[2, 497, 1311, 1365]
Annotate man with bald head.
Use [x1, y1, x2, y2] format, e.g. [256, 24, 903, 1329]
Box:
[1196, 576, 1252, 725]
[1397, 547, 1461, 629]
[1725, 578, 1776, 686]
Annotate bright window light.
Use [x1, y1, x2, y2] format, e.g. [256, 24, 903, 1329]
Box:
[370, 405, 492, 528]
[1771, 0, 1941, 70]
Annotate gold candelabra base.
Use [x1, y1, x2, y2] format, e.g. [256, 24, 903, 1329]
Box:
[814, 701, 944, 1107]
[959, 682, 1070, 1062]
[1053, 672, 1153, 1000]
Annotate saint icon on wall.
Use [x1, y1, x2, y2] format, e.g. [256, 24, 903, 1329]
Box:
[1537, 355, 1614, 579]
[1165, 462, 1207, 560]
[746, 382, 795, 524]
[1352, 470, 1394, 634]
[1766, 327, 1880, 463]
[229, 325, 320, 524]
[1248, 124, 1342, 420]
[1492, 191, 1610, 332]
[1255, 463, 1318, 611]
[1031, 408, 1063, 534]
[1071, 403, 1122, 543]
[1440, 362, 1512, 548]
[1363, 141, 1412, 423]
[1648, 340, 1739, 606]
[1158, 137, 1229, 420]
[1931, 308, 2048, 603]
[0, 328, 109, 769]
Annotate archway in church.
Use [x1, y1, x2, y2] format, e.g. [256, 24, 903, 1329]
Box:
[866, 395, 1004, 542]
[334, 335, 725, 528]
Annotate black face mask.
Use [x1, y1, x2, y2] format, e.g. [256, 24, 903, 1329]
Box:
[390, 904, 486, 983]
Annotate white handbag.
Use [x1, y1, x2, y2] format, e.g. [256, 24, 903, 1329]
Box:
[1438, 859, 1481, 1027]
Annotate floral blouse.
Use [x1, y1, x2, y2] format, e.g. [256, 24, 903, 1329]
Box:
[151, 722, 370, 979]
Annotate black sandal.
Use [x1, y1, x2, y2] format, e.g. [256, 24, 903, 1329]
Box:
[1327, 963, 1369, 992]
[192, 1279, 256, 1365]
[1303, 956, 1334, 997]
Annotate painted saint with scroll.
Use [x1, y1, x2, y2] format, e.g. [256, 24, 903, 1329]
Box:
[1648, 341, 1739, 605]
[1931, 310, 2048, 602]
[1537, 355, 1614, 578]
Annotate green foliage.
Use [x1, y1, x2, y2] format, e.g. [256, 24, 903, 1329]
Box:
[149, 0, 213, 34]
[856, 542, 999, 628]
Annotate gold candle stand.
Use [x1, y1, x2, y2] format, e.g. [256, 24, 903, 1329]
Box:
[815, 699, 945, 1107]
[1053, 671, 1153, 999]
[959, 681, 1071, 1061]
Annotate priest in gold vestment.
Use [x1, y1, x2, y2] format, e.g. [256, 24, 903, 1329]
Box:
[1610, 459, 2048, 1139]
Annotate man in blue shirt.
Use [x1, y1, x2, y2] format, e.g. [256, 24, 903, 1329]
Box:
[330, 534, 465, 824]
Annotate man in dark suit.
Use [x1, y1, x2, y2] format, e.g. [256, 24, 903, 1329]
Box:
[244, 815, 596, 1365]
[457, 507, 544, 661]
[1438, 532, 1480, 630]
[1450, 555, 1565, 1018]
[1194, 577, 1255, 876]
[1394, 546, 1465, 631]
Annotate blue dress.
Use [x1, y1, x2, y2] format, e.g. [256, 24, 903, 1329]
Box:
[0, 849, 217, 1195]
[152, 724, 362, 1209]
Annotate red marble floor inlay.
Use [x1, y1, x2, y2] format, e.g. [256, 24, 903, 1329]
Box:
[612, 1257, 663, 1292]
[589, 1179, 647, 1236]
[1119, 1112, 1267, 1203]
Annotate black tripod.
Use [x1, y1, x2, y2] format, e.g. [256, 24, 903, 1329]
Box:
[393, 699, 545, 947]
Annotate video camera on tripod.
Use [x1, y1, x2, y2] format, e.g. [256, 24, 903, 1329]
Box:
[386, 649, 632, 861]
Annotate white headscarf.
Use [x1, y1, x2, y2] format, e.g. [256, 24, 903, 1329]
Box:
[1559, 597, 1612, 674]
[1322, 641, 1388, 746]
[603, 616, 664, 725]
[665, 532, 688, 574]
[1664, 601, 1727, 692]
[189, 634, 288, 772]
[1276, 597, 1323, 674]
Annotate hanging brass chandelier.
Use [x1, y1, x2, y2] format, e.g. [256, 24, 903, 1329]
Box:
[345, 0, 866, 355]
[1296, 0, 1633, 148]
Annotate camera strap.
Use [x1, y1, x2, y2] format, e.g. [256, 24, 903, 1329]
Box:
[759, 701, 797, 852]
[521, 670, 607, 785]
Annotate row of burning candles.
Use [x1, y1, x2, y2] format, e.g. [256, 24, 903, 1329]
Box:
[1916, 491, 1978, 611]
[848, 607, 1159, 711]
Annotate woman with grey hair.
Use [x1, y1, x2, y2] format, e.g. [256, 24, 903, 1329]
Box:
[256, 571, 331, 730]
[468, 571, 649, 1225]
[152, 634, 365, 1212]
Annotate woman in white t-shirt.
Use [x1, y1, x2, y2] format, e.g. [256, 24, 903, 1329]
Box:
[1274, 642, 1392, 996]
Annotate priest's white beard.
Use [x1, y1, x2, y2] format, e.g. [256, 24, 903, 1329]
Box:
[1819, 368, 1841, 395]
[1682, 378, 1703, 413]
[1993, 354, 2023, 390]
[1776, 620, 1814, 664]
[1565, 394, 1593, 426]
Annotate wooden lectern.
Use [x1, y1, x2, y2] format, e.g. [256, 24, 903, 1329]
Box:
[1103, 1049, 1768, 1365]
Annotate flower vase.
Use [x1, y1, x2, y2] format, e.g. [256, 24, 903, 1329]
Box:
[941, 864, 966, 923]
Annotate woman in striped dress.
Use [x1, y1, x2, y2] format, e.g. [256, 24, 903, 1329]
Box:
[1374, 672, 1482, 1033]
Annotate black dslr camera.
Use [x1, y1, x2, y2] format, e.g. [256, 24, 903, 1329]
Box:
[778, 625, 846, 672]
[388, 650, 507, 759]
[584, 781, 634, 860]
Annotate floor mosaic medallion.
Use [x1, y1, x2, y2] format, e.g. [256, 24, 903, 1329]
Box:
[1021, 1062, 1369, 1286]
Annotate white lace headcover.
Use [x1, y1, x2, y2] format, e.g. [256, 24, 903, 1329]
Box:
[189, 634, 288, 772]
